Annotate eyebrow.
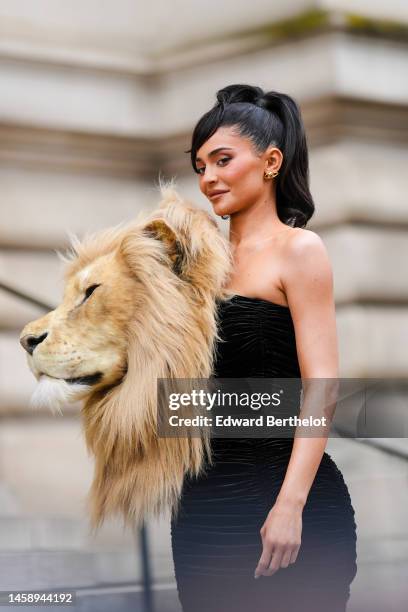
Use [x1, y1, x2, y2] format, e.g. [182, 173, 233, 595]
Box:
[195, 147, 234, 163]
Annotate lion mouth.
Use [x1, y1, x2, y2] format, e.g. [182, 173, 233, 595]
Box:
[39, 372, 103, 386]
[64, 373, 103, 386]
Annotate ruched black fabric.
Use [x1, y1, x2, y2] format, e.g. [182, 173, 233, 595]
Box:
[171, 295, 357, 612]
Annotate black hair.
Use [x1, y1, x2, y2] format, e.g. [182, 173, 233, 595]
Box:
[188, 84, 315, 228]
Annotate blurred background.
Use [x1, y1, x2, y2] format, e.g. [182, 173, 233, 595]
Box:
[0, 1, 407, 611]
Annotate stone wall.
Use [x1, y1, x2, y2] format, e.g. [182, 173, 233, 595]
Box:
[0, 1, 407, 601]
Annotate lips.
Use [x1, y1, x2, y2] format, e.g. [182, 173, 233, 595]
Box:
[208, 190, 229, 199]
[64, 373, 103, 386]
[39, 372, 103, 386]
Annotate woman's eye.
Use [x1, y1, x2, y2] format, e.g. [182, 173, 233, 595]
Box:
[196, 157, 230, 175]
[84, 284, 101, 301]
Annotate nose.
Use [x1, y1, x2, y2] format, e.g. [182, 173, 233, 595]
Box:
[20, 332, 48, 355]
[201, 166, 218, 185]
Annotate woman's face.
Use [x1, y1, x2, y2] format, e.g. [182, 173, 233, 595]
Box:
[195, 125, 279, 217]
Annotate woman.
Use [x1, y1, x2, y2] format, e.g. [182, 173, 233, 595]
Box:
[170, 84, 357, 612]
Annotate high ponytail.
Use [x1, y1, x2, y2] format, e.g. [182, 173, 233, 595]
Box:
[216, 84, 264, 107]
[189, 84, 315, 228]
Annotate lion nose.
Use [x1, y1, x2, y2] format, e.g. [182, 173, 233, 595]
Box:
[20, 332, 48, 355]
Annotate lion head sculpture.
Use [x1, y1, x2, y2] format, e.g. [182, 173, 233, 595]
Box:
[20, 186, 232, 528]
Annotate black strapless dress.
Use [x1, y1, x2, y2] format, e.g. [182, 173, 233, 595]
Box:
[171, 295, 357, 612]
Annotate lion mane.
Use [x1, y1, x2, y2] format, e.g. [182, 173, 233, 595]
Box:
[21, 185, 232, 529]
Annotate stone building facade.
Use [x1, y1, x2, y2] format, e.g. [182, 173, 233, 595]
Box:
[0, 1, 407, 609]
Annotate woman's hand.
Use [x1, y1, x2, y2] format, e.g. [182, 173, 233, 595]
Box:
[254, 499, 303, 578]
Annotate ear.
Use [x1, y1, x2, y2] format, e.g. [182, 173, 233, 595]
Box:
[143, 218, 185, 276]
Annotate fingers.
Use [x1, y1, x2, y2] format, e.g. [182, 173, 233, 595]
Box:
[254, 544, 274, 578]
[290, 544, 300, 565]
[279, 548, 293, 569]
[255, 543, 301, 578]
[263, 547, 284, 576]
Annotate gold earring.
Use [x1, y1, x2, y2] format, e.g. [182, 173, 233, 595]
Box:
[264, 170, 279, 180]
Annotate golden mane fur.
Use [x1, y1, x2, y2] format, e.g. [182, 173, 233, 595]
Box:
[21, 185, 232, 529]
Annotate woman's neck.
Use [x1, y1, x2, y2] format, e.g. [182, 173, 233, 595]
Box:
[228, 196, 288, 249]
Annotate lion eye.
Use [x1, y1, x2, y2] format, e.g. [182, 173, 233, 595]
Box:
[84, 284, 101, 300]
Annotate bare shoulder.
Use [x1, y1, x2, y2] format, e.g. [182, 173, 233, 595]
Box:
[283, 227, 331, 270]
[279, 231, 338, 378]
[285, 227, 326, 251]
[279, 227, 334, 305]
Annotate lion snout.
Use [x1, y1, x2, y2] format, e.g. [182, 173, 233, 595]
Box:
[20, 332, 49, 355]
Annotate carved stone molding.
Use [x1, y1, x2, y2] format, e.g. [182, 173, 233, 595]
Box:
[1, 96, 407, 178]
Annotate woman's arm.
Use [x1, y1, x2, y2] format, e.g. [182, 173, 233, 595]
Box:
[255, 230, 339, 578]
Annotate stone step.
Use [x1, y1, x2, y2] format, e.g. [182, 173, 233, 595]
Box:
[1, 558, 408, 612]
[0, 550, 140, 591]
[0, 515, 174, 587]
[0, 583, 181, 612]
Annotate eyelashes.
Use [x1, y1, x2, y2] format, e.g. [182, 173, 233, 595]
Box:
[196, 157, 231, 175]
